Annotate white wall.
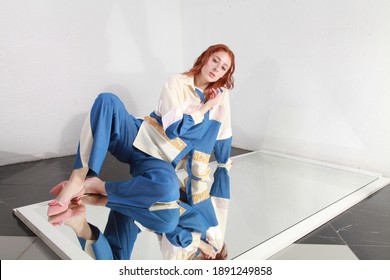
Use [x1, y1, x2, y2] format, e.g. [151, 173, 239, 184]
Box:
[2, 0, 390, 178]
[181, 0, 390, 177]
[0, 0, 183, 164]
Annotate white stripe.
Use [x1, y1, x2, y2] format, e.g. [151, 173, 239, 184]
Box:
[190, 110, 204, 125]
[149, 201, 180, 211]
[217, 158, 233, 171]
[182, 102, 201, 114]
[162, 107, 183, 131]
[83, 240, 97, 259]
[79, 111, 93, 168]
[211, 197, 230, 210]
[132, 121, 182, 162]
[161, 102, 201, 130]
[209, 104, 226, 122]
[134, 220, 154, 232]
[217, 127, 232, 140]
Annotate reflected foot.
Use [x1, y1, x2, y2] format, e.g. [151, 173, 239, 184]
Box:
[48, 204, 86, 226]
[47, 184, 85, 216]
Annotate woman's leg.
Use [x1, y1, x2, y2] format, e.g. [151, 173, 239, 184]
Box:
[49, 167, 89, 211]
[57, 199, 140, 260]
[73, 93, 141, 173]
[74, 211, 140, 260]
[49, 93, 140, 215]
[71, 167, 181, 234]
[103, 210, 140, 260]
[62, 205, 95, 241]
[104, 150, 181, 233]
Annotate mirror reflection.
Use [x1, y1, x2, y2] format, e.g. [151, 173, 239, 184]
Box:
[46, 164, 231, 260]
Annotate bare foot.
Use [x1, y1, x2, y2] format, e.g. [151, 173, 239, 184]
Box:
[84, 177, 106, 195]
[50, 177, 106, 202]
[63, 205, 87, 229]
[81, 194, 108, 207]
[53, 180, 84, 204]
[62, 205, 95, 241]
[53, 167, 89, 204]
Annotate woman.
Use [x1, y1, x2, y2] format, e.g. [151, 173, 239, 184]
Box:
[47, 44, 235, 258]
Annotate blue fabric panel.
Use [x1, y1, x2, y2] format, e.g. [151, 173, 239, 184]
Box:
[210, 167, 230, 199]
[213, 137, 232, 164]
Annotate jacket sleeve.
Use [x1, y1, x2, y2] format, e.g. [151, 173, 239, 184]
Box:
[157, 76, 204, 139]
[165, 203, 208, 248]
[213, 91, 232, 165]
[211, 93, 232, 199]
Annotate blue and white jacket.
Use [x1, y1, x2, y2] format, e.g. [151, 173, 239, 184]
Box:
[133, 74, 233, 207]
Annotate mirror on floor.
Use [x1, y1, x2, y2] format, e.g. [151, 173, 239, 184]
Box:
[13, 150, 389, 259]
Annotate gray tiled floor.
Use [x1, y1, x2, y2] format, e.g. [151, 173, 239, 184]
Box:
[0, 236, 59, 260]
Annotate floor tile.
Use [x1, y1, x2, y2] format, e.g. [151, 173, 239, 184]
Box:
[0, 184, 53, 236]
[330, 206, 390, 246]
[296, 223, 345, 245]
[18, 238, 60, 260]
[0, 236, 36, 259]
[268, 244, 359, 260]
[0, 184, 54, 207]
[0, 211, 34, 236]
[348, 245, 390, 260]
[0, 156, 74, 186]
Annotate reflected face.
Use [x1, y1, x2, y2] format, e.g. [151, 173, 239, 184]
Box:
[200, 51, 231, 83]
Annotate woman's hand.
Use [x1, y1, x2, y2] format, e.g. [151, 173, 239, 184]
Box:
[199, 240, 217, 259]
[207, 88, 223, 107]
[199, 88, 223, 115]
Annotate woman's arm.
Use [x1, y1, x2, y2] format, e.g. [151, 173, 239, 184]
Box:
[165, 203, 209, 248]
[157, 76, 224, 139]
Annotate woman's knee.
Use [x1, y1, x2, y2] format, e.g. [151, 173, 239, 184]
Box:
[157, 175, 180, 202]
[91, 93, 125, 117]
[96, 92, 120, 104]
[151, 208, 180, 233]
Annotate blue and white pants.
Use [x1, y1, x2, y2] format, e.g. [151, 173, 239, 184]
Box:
[73, 93, 180, 259]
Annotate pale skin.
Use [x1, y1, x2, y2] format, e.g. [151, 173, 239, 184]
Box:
[61, 204, 93, 240]
[52, 50, 232, 210]
[53, 194, 108, 241]
[199, 240, 217, 259]
[197, 50, 232, 114]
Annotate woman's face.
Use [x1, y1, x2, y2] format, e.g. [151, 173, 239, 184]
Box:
[200, 51, 231, 83]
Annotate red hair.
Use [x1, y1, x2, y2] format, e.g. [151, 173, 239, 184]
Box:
[183, 44, 235, 91]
